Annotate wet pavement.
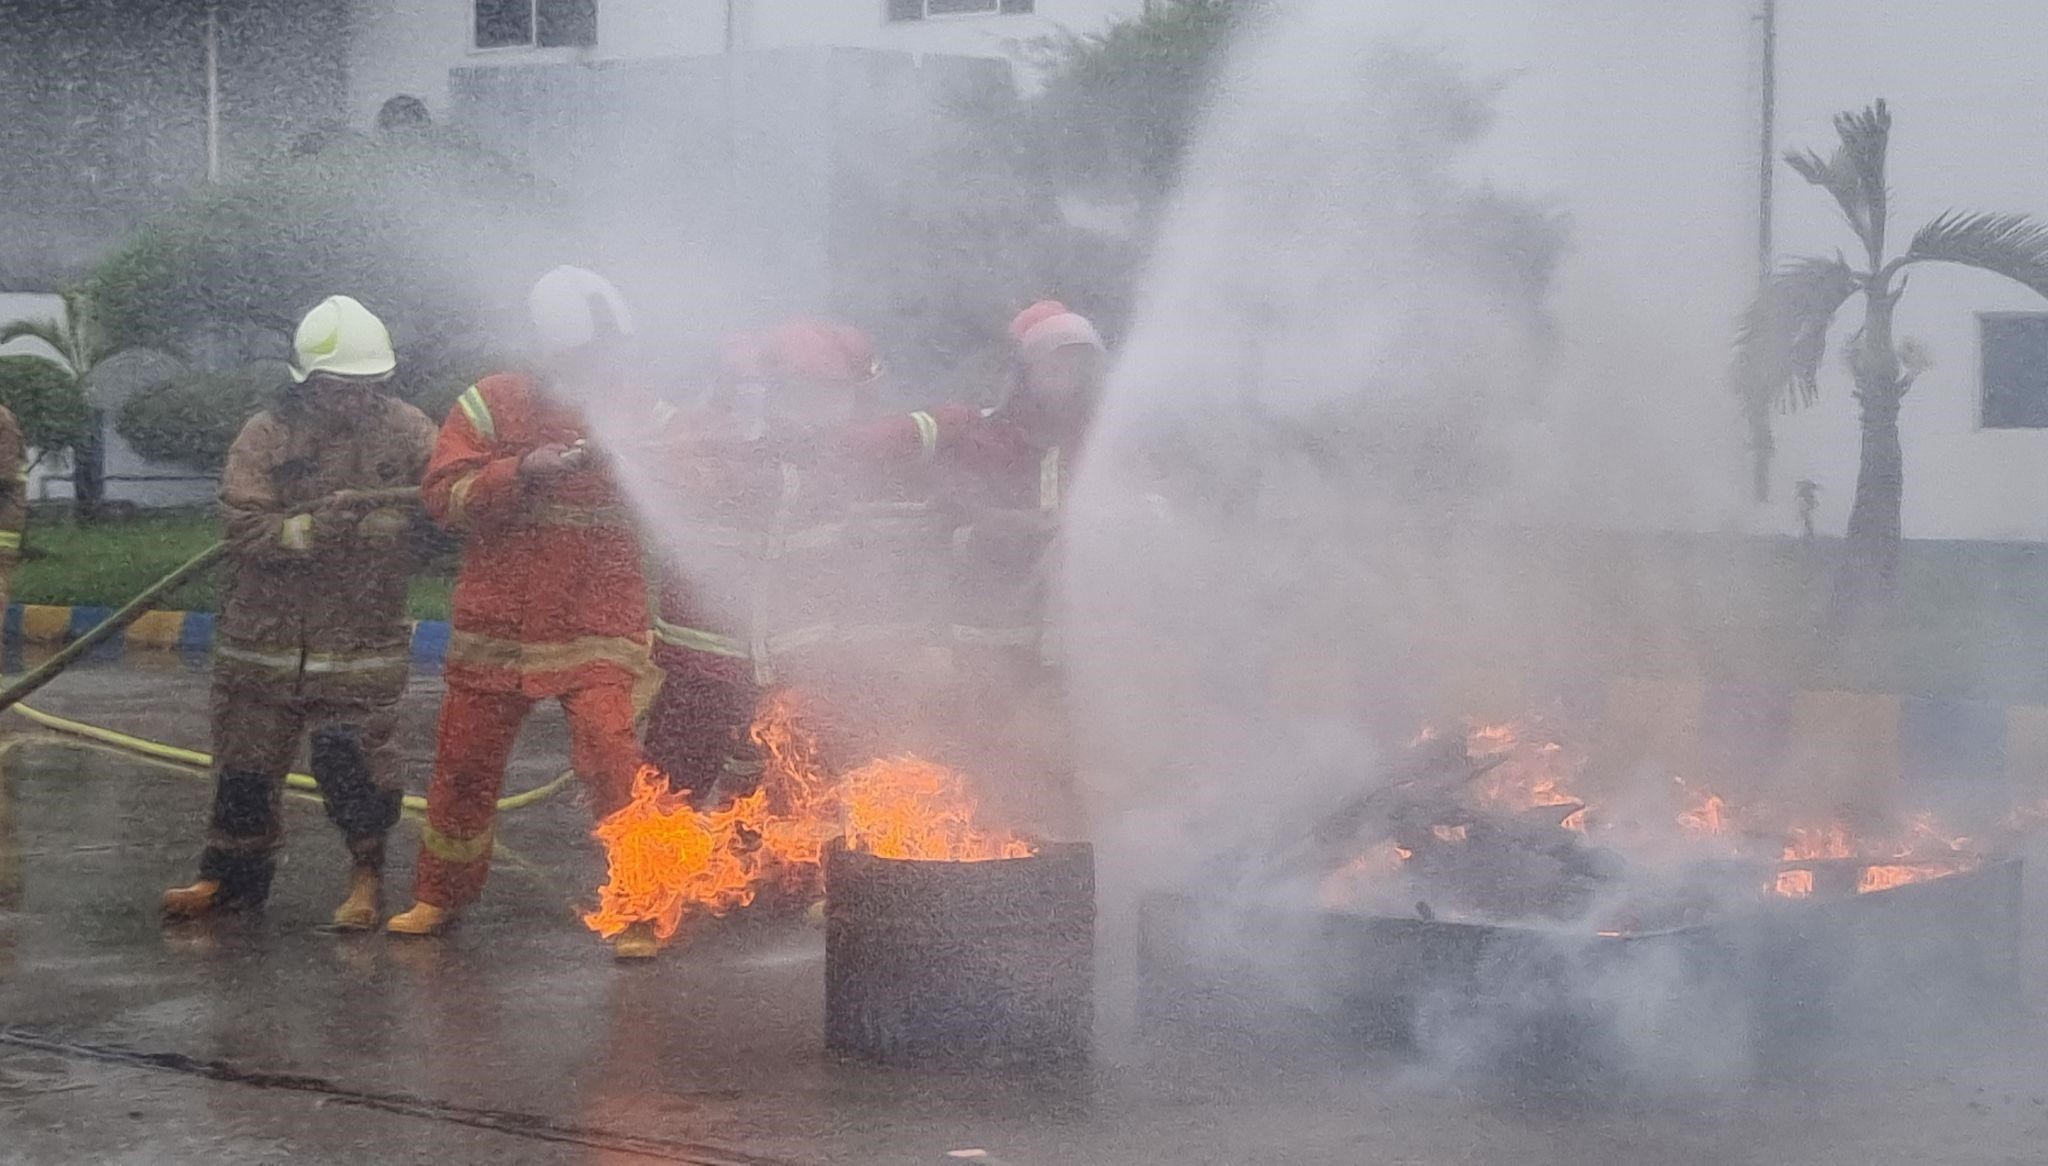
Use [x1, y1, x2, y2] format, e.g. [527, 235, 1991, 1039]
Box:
[5, 661, 2048, 1163]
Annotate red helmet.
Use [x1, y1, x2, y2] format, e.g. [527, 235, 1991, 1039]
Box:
[767, 319, 880, 385]
[718, 319, 879, 386]
[1009, 299, 1104, 363]
[1008, 300, 1071, 345]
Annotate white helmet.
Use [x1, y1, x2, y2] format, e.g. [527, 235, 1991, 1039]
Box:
[528, 265, 635, 358]
[291, 295, 397, 382]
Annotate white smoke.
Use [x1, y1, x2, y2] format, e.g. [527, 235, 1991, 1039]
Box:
[1060, 0, 1761, 1084]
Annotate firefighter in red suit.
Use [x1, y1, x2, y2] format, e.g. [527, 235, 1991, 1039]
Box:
[845, 302, 1107, 831]
[387, 266, 667, 957]
[642, 320, 951, 805]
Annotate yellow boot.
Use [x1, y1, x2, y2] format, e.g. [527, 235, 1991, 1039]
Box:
[330, 869, 382, 932]
[611, 921, 660, 960]
[160, 878, 222, 919]
[384, 901, 455, 936]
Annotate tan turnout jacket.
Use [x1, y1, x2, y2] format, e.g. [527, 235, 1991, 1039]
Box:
[214, 391, 437, 700]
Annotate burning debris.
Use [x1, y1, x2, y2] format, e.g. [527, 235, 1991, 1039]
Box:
[1145, 713, 2031, 1077]
[583, 693, 1034, 947]
[1307, 717, 1992, 933]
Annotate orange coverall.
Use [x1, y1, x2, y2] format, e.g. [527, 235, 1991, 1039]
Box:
[411, 373, 655, 908]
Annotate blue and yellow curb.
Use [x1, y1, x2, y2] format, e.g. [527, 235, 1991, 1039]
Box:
[3, 603, 451, 664]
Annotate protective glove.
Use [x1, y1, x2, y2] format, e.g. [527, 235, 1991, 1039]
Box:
[355, 507, 412, 542]
[278, 513, 317, 553]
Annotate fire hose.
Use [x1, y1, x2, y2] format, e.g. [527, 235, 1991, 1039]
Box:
[0, 486, 572, 815]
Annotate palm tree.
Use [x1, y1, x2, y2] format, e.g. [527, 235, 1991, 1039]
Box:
[0, 289, 113, 515]
[1738, 100, 2048, 595]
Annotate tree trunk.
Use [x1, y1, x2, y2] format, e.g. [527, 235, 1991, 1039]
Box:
[71, 408, 105, 521]
[1840, 291, 1904, 600]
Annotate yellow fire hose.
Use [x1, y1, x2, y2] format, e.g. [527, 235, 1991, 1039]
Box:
[0, 486, 571, 815]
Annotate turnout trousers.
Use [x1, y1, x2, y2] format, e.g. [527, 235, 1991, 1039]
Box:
[198, 675, 405, 905]
[641, 655, 759, 804]
[412, 679, 641, 908]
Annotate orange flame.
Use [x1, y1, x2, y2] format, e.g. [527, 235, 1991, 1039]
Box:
[583, 766, 766, 940]
[582, 693, 1034, 946]
[1857, 863, 1961, 894]
[841, 756, 1035, 862]
[1466, 720, 1588, 818]
[1775, 869, 1815, 898]
[1677, 791, 1728, 837]
[1781, 823, 1855, 862]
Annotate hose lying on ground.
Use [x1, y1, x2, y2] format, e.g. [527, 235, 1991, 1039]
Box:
[5, 700, 575, 813]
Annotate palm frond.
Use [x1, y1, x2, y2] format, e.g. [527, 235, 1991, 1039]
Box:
[1735, 255, 1864, 412]
[1784, 100, 1891, 249]
[1902, 210, 2048, 300]
[0, 318, 79, 376]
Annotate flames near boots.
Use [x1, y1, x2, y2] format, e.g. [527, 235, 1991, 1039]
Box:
[583, 692, 1035, 952]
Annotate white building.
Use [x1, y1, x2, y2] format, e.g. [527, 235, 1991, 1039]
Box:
[346, 0, 1144, 125]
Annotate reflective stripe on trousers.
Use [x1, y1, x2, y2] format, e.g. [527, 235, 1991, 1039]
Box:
[214, 643, 410, 676]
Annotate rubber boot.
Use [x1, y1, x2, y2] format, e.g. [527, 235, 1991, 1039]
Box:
[385, 901, 455, 936]
[611, 921, 660, 960]
[161, 878, 223, 919]
[331, 868, 382, 932]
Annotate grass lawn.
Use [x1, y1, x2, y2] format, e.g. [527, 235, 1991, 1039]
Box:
[13, 509, 455, 621]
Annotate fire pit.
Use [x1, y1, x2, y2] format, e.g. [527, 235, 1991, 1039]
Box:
[825, 839, 1095, 1069]
[1138, 858, 2022, 1072]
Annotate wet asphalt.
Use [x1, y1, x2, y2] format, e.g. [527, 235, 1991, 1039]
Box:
[4, 659, 2048, 1164]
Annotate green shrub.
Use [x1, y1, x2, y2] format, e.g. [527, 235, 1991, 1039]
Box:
[115, 364, 284, 472]
[0, 354, 94, 453]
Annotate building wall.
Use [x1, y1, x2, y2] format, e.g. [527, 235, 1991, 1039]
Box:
[445, 47, 1012, 354]
[347, 0, 1141, 126]
[0, 0, 350, 288]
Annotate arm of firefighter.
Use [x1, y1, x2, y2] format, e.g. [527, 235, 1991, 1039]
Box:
[839, 403, 983, 466]
[219, 415, 306, 563]
[422, 396, 525, 532]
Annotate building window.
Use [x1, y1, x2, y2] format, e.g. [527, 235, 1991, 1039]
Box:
[887, 0, 1034, 20]
[476, 0, 596, 49]
[1981, 313, 2048, 428]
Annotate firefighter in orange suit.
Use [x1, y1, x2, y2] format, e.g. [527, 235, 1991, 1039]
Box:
[386, 266, 662, 956]
[160, 295, 438, 928]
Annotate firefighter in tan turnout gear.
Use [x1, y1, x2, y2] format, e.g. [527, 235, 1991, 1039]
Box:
[161, 295, 438, 929]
